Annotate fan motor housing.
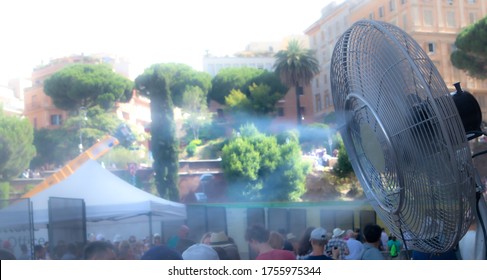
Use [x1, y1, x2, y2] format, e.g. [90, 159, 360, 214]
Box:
[451, 82, 483, 140]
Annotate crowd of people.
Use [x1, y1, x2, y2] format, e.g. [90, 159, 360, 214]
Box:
[255, 224, 402, 260]
[0, 223, 404, 260]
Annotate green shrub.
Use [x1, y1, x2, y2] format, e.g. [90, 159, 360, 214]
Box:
[186, 143, 197, 157]
[333, 144, 353, 178]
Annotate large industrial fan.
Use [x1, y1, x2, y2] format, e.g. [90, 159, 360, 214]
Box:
[330, 20, 486, 258]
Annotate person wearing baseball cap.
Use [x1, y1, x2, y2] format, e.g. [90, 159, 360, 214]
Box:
[182, 244, 219, 260]
[303, 227, 336, 260]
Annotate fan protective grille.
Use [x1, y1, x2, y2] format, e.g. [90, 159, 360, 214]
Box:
[331, 20, 476, 253]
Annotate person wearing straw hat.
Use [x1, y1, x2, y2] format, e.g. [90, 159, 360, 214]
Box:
[325, 228, 349, 259]
[210, 231, 241, 260]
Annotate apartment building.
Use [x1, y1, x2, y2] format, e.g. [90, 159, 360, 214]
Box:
[203, 42, 279, 77]
[23, 56, 88, 129]
[306, 0, 487, 121]
[305, 0, 361, 122]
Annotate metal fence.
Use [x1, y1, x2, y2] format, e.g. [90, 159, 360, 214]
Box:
[180, 202, 380, 259]
[47, 197, 86, 259]
[0, 198, 34, 259]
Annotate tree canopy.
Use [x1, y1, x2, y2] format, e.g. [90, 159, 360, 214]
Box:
[44, 63, 134, 111]
[135, 64, 179, 201]
[221, 123, 310, 201]
[247, 83, 285, 115]
[209, 67, 286, 105]
[181, 86, 212, 140]
[274, 39, 319, 125]
[451, 16, 487, 79]
[274, 40, 320, 88]
[31, 108, 127, 169]
[0, 110, 36, 181]
[151, 63, 212, 107]
[224, 83, 284, 114]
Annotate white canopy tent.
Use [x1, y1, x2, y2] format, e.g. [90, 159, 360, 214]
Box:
[27, 159, 186, 226]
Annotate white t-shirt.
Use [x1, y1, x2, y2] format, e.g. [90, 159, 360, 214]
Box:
[345, 238, 364, 260]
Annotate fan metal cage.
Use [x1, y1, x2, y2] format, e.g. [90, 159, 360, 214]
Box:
[330, 20, 476, 253]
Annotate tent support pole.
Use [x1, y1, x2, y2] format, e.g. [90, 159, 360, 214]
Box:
[149, 212, 153, 246]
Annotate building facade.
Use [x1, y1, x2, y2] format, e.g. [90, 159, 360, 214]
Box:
[306, 0, 487, 122]
[203, 56, 276, 77]
[23, 56, 82, 129]
[203, 41, 284, 77]
[305, 0, 361, 122]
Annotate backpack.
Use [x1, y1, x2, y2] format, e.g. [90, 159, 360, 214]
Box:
[390, 242, 398, 258]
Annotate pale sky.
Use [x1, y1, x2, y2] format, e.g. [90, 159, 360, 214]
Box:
[0, 0, 334, 84]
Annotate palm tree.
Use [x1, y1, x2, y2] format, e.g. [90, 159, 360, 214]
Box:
[274, 39, 320, 125]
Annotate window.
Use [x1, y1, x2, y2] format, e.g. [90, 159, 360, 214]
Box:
[277, 107, 284, 117]
[50, 114, 62, 126]
[389, 0, 396, 11]
[403, 14, 408, 29]
[325, 94, 331, 108]
[379, 6, 384, 18]
[424, 10, 433, 26]
[427, 42, 436, 53]
[401, 0, 406, 4]
[315, 78, 319, 88]
[468, 0, 476, 3]
[369, 12, 375, 20]
[315, 94, 323, 112]
[324, 73, 328, 85]
[446, 11, 456, 27]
